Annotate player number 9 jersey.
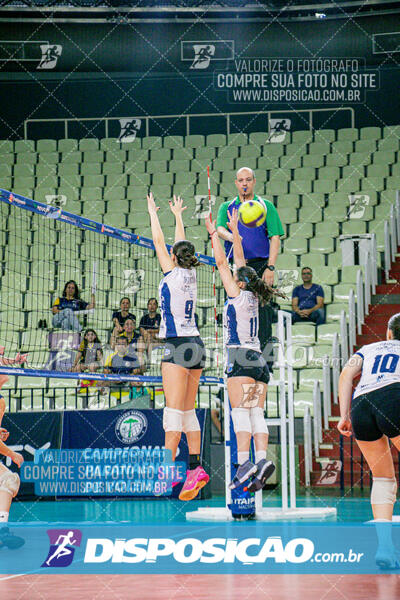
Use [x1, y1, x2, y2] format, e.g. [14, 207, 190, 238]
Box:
[353, 340, 400, 398]
[158, 267, 200, 339]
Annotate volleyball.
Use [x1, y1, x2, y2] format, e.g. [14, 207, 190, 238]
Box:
[238, 200, 267, 228]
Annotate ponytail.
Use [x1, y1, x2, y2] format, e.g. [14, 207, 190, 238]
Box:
[172, 240, 201, 269]
[237, 266, 285, 305]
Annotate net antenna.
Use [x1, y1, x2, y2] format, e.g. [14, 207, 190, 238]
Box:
[207, 165, 219, 371]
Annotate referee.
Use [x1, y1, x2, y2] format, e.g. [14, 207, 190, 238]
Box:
[216, 167, 284, 353]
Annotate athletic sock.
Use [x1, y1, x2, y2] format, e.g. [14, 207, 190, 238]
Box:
[237, 451, 249, 465]
[189, 454, 201, 470]
[255, 450, 267, 463]
[0, 512, 9, 522]
[374, 519, 394, 549]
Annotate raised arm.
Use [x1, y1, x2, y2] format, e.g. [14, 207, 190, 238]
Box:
[87, 293, 95, 310]
[227, 209, 246, 269]
[205, 214, 239, 298]
[147, 192, 174, 274]
[169, 195, 186, 243]
[0, 352, 28, 367]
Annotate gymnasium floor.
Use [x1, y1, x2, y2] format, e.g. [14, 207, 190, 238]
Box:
[5, 491, 384, 523]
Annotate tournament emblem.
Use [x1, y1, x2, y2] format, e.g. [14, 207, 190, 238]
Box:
[115, 410, 148, 444]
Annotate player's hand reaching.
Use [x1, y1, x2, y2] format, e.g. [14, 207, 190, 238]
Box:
[0, 428, 9, 442]
[227, 208, 239, 232]
[205, 213, 217, 236]
[15, 353, 28, 365]
[337, 417, 352, 437]
[0, 346, 4, 356]
[11, 451, 24, 468]
[147, 192, 159, 215]
[169, 195, 187, 216]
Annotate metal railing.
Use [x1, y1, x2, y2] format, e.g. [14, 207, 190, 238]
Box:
[348, 288, 357, 351]
[383, 195, 400, 281]
[312, 380, 322, 459]
[340, 310, 349, 364]
[303, 406, 312, 487]
[356, 269, 364, 332]
[331, 333, 340, 402]
[24, 107, 355, 140]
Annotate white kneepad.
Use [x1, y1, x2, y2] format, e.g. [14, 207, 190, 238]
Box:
[231, 407, 252, 434]
[250, 407, 268, 435]
[163, 407, 184, 432]
[182, 409, 200, 434]
[0, 470, 20, 498]
[371, 477, 397, 505]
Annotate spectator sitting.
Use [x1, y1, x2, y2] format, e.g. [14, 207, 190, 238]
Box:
[72, 328, 104, 392]
[110, 317, 140, 350]
[139, 298, 162, 355]
[52, 280, 95, 332]
[104, 335, 145, 393]
[72, 329, 103, 374]
[111, 297, 136, 337]
[292, 267, 325, 326]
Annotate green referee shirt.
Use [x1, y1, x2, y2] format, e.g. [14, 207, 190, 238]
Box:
[216, 195, 284, 260]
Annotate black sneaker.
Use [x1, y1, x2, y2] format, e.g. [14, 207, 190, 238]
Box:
[0, 527, 25, 550]
[229, 460, 257, 490]
[246, 459, 275, 493]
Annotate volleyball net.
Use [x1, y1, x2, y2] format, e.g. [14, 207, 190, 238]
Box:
[0, 189, 223, 389]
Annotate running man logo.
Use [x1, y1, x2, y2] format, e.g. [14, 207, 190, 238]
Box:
[240, 383, 264, 408]
[276, 269, 299, 296]
[193, 195, 216, 219]
[37, 45, 62, 70]
[45, 194, 67, 208]
[315, 461, 342, 486]
[41, 529, 82, 568]
[123, 269, 145, 294]
[348, 194, 370, 219]
[181, 40, 234, 70]
[190, 45, 216, 69]
[119, 118, 142, 143]
[267, 118, 291, 143]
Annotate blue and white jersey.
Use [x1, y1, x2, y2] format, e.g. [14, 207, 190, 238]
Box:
[158, 267, 200, 339]
[224, 290, 260, 352]
[353, 340, 400, 398]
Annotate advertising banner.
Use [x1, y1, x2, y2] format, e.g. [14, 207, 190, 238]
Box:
[0, 522, 399, 575]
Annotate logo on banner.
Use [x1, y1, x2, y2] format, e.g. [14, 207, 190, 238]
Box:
[267, 119, 291, 143]
[115, 410, 148, 444]
[123, 269, 145, 294]
[181, 40, 234, 70]
[42, 529, 82, 568]
[119, 118, 142, 143]
[193, 195, 216, 219]
[37, 45, 62, 70]
[190, 45, 216, 69]
[45, 194, 67, 207]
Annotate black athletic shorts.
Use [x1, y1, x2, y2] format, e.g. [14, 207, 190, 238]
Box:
[225, 347, 270, 385]
[161, 336, 206, 370]
[351, 383, 400, 441]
